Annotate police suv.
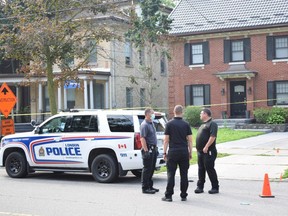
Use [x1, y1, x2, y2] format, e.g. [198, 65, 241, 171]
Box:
[0, 109, 167, 183]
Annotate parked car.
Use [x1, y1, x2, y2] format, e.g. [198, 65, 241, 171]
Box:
[0, 109, 167, 183]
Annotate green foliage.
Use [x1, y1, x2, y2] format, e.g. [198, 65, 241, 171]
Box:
[161, 0, 176, 7]
[254, 107, 288, 124]
[266, 114, 285, 124]
[0, 0, 118, 114]
[253, 108, 270, 123]
[183, 106, 202, 127]
[125, 0, 172, 49]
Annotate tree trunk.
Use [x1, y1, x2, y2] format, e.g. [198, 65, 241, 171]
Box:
[45, 46, 57, 115]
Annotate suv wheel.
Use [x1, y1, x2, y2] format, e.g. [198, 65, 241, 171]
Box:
[5, 152, 28, 178]
[91, 154, 118, 183]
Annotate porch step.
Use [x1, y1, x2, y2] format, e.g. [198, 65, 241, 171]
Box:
[214, 118, 254, 129]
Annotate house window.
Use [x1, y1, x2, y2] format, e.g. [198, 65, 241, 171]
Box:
[267, 81, 288, 106]
[192, 44, 203, 64]
[125, 39, 132, 66]
[126, 87, 133, 107]
[184, 42, 210, 66]
[43, 85, 50, 112]
[231, 41, 244, 61]
[67, 88, 76, 109]
[224, 38, 251, 63]
[139, 48, 144, 65]
[267, 36, 288, 60]
[184, 84, 210, 106]
[87, 39, 97, 64]
[275, 37, 288, 59]
[160, 53, 167, 75]
[140, 88, 145, 108]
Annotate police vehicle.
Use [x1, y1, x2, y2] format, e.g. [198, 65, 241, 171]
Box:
[0, 109, 167, 183]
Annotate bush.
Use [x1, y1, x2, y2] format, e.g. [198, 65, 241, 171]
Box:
[183, 106, 202, 127]
[253, 108, 270, 123]
[270, 107, 288, 122]
[254, 107, 288, 124]
[266, 114, 285, 124]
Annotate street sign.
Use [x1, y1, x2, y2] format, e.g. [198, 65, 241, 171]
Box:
[0, 83, 17, 118]
[1, 119, 15, 136]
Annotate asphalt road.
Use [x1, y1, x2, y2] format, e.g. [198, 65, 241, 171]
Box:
[0, 168, 287, 216]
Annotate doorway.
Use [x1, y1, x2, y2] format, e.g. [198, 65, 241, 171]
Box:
[230, 81, 247, 118]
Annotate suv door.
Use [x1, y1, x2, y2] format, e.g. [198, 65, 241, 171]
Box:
[62, 115, 98, 168]
[31, 116, 67, 166]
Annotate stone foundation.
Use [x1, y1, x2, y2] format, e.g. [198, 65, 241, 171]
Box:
[235, 123, 288, 132]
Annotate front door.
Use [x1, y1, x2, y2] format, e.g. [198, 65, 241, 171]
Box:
[230, 81, 247, 118]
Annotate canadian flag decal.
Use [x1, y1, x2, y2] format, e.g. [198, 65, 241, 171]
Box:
[118, 144, 127, 149]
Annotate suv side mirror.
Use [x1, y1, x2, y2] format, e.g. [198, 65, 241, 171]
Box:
[31, 119, 36, 127]
[34, 126, 41, 134]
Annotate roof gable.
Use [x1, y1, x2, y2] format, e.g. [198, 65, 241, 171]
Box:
[169, 0, 288, 35]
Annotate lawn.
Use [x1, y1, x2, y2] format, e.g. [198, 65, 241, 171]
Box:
[156, 127, 264, 173]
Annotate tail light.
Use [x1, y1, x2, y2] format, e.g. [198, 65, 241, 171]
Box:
[134, 132, 142, 150]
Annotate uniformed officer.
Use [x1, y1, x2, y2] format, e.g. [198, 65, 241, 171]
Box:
[140, 107, 159, 194]
[195, 108, 219, 194]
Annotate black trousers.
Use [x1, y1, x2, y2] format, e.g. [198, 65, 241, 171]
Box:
[141, 147, 157, 190]
[197, 150, 219, 189]
[165, 150, 190, 198]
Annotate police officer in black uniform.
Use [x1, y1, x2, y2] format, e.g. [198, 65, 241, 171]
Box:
[162, 105, 193, 202]
[195, 108, 219, 194]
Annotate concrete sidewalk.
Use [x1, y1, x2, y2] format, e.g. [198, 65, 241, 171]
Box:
[187, 132, 288, 181]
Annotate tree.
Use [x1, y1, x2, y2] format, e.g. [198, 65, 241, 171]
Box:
[125, 0, 172, 107]
[0, 0, 119, 115]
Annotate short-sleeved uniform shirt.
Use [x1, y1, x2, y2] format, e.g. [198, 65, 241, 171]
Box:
[196, 118, 218, 151]
[140, 119, 157, 146]
[164, 117, 192, 150]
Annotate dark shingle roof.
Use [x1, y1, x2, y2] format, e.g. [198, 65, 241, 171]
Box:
[169, 0, 288, 35]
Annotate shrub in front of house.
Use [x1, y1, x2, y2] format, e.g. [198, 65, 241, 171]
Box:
[183, 106, 202, 127]
[266, 114, 286, 124]
[254, 107, 288, 124]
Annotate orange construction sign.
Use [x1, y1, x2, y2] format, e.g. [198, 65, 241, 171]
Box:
[1, 119, 15, 136]
[0, 82, 17, 118]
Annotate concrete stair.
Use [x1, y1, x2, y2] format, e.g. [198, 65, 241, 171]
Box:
[214, 118, 254, 129]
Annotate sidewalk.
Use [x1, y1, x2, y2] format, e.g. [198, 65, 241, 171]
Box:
[187, 132, 288, 181]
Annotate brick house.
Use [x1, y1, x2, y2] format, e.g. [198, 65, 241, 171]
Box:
[168, 0, 288, 119]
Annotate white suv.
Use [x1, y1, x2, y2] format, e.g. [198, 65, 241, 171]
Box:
[0, 109, 167, 183]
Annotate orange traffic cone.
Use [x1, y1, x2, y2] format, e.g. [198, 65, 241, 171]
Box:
[280, 173, 283, 181]
[259, 173, 275, 198]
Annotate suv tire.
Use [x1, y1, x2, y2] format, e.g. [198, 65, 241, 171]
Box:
[91, 154, 118, 183]
[5, 152, 28, 178]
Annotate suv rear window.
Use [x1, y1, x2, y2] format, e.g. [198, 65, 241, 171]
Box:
[138, 115, 166, 132]
[107, 115, 134, 132]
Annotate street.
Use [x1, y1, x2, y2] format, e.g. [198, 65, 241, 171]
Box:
[0, 168, 287, 216]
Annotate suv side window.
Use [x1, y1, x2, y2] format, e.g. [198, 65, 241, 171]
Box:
[107, 115, 134, 132]
[41, 116, 67, 133]
[65, 115, 98, 132]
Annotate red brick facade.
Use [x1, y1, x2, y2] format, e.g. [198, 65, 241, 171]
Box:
[168, 29, 288, 118]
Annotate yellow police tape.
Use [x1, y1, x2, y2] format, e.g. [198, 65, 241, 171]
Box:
[0, 98, 285, 118]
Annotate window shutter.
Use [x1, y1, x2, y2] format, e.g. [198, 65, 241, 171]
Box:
[244, 38, 251, 62]
[203, 41, 210, 65]
[184, 85, 191, 106]
[184, 43, 191, 66]
[266, 36, 274, 60]
[224, 40, 231, 63]
[204, 84, 211, 107]
[267, 81, 275, 106]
